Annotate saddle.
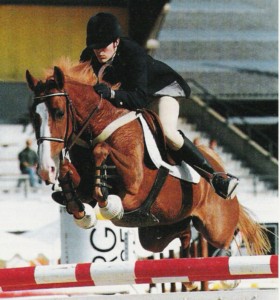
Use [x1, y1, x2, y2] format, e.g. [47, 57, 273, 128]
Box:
[138, 109, 170, 163]
[138, 109, 199, 184]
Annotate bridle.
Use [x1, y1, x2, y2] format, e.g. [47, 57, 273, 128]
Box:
[33, 92, 75, 152]
[33, 90, 103, 156]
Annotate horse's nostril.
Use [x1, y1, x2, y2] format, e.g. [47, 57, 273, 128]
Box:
[51, 166, 56, 173]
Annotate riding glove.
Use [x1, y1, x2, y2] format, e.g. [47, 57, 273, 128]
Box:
[93, 83, 111, 100]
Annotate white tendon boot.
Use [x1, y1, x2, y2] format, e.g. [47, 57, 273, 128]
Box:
[74, 203, 97, 229]
[99, 195, 124, 220]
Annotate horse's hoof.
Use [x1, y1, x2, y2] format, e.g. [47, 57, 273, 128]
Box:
[212, 248, 231, 257]
[51, 191, 66, 206]
[220, 280, 240, 290]
[184, 281, 199, 291]
[99, 195, 124, 220]
[74, 203, 97, 229]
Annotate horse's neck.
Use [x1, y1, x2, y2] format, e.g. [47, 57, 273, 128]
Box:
[91, 102, 128, 136]
[68, 82, 127, 136]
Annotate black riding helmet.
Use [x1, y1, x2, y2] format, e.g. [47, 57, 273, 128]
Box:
[86, 12, 122, 49]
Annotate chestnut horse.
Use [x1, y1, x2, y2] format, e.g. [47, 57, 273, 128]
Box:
[26, 59, 270, 258]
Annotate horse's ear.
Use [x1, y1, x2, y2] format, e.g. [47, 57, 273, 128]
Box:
[53, 66, 65, 90]
[26, 70, 38, 91]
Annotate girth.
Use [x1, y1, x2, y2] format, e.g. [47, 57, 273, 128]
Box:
[112, 166, 169, 228]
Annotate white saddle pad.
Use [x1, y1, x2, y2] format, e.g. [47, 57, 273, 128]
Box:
[139, 115, 200, 183]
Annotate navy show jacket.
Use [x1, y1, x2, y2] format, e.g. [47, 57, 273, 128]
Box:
[80, 37, 191, 110]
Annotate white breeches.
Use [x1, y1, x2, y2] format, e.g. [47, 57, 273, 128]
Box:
[147, 96, 184, 151]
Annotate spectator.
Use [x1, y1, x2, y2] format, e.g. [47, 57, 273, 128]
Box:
[18, 139, 39, 187]
[193, 137, 201, 146]
[209, 139, 218, 150]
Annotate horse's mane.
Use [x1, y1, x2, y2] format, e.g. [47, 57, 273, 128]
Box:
[44, 57, 97, 85]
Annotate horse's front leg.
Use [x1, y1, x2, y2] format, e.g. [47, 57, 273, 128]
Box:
[92, 142, 124, 220]
[92, 143, 111, 203]
[58, 158, 97, 228]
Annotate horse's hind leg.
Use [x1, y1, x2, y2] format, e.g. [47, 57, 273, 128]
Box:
[192, 196, 240, 250]
[138, 218, 192, 253]
[139, 219, 200, 292]
[179, 222, 192, 258]
[178, 222, 200, 291]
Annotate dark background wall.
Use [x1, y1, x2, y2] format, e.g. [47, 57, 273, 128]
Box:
[0, 0, 167, 124]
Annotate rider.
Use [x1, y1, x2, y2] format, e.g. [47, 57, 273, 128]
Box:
[79, 12, 239, 199]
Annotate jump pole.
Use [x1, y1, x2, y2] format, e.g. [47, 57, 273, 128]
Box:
[0, 255, 277, 292]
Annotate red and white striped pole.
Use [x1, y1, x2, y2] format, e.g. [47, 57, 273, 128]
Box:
[0, 255, 278, 292]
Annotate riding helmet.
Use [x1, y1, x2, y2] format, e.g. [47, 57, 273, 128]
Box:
[86, 12, 121, 49]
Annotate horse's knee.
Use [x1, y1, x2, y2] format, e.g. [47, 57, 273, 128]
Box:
[93, 142, 110, 156]
[59, 158, 81, 187]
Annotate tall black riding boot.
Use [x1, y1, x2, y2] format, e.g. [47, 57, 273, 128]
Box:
[176, 132, 239, 199]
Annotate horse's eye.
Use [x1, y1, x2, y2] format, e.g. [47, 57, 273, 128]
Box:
[54, 109, 65, 120]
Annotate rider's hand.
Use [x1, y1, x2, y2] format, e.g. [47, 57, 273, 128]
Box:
[93, 83, 112, 100]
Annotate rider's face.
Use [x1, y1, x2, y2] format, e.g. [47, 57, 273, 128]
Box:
[93, 39, 119, 63]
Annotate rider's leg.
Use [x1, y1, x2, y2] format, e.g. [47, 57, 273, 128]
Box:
[148, 96, 239, 199]
[24, 167, 36, 187]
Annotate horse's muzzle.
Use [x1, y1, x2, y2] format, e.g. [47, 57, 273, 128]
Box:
[38, 166, 57, 184]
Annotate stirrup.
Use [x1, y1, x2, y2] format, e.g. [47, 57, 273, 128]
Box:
[211, 172, 239, 199]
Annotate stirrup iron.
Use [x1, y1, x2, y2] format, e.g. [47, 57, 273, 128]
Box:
[210, 172, 239, 199]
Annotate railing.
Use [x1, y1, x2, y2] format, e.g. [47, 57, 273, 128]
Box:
[237, 174, 278, 196]
[187, 78, 278, 160]
[0, 174, 30, 198]
[145, 3, 170, 55]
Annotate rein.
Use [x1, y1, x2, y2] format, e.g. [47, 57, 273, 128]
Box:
[66, 97, 103, 151]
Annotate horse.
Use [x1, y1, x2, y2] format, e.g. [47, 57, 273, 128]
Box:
[25, 58, 270, 261]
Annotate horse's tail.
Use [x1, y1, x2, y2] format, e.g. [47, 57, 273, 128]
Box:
[237, 204, 271, 255]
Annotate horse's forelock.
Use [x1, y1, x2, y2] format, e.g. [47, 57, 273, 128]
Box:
[44, 57, 97, 86]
